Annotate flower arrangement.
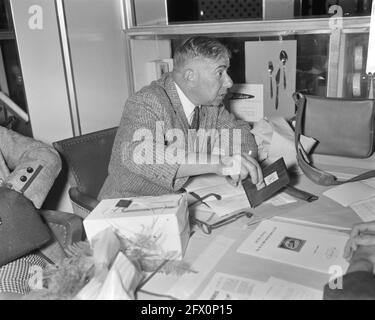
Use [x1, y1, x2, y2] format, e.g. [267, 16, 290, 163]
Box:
[25, 227, 194, 300]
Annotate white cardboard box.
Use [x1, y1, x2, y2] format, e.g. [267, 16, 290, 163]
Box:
[84, 193, 190, 260]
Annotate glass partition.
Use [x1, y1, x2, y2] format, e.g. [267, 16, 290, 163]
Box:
[170, 34, 329, 96]
[129, 0, 373, 27]
[124, 0, 374, 116]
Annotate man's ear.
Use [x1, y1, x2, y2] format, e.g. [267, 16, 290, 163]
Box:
[183, 68, 196, 86]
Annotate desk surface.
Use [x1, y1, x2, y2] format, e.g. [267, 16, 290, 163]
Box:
[139, 164, 366, 300]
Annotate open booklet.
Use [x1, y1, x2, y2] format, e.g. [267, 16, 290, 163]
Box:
[183, 174, 254, 233]
[183, 172, 297, 232]
[184, 174, 251, 217]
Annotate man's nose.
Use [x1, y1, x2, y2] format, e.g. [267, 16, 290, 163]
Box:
[224, 73, 233, 88]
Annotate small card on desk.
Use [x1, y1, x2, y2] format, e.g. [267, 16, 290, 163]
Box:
[242, 158, 290, 208]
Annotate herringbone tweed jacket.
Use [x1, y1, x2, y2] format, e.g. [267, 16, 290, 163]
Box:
[99, 73, 258, 199]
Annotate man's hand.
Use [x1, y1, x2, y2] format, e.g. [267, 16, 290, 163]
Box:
[344, 221, 375, 261]
[218, 153, 263, 186]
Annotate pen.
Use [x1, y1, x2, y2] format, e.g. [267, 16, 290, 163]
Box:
[227, 92, 255, 100]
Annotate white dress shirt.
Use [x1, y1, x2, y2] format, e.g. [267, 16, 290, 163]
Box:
[174, 82, 198, 126]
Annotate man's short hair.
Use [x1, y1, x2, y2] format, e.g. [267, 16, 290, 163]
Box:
[173, 36, 231, 70]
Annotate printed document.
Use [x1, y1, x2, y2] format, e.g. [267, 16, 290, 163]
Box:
[237, 219, 349, 273]
[198, 272, 263, 300]
[253, 277, 322, 300]
[198, 272, 322, 300]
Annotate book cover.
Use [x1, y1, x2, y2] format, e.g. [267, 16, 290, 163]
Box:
[237, 219, 349, 274]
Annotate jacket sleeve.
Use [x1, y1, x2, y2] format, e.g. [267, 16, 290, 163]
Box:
[215, 105, 258, 159]
[0, 127, 61, 208]
[323, 271, 375, 300]
[113, 93, 188, 192]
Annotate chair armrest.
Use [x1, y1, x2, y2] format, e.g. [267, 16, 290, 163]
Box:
[69, 187, 99, 213]
[39, 209, 83, 248]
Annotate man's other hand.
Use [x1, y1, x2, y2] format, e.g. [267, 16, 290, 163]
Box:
[218, 153, 263, 186]
[344, 221, 375, 261]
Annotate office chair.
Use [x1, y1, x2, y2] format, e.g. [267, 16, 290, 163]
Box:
[53, 127, 118, 218]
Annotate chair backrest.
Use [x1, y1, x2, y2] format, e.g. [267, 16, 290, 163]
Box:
[53, 127, 117, 199]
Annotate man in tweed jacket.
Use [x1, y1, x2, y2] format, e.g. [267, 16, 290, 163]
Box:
[99, 36, 262, 200]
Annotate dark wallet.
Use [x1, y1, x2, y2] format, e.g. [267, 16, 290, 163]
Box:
[242, 158, 290, 208]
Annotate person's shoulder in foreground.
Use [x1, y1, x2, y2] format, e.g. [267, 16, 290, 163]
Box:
[324, 221, 375, 300]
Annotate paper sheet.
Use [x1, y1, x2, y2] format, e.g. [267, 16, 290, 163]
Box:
[267, 117, 316, 168]
[253, 277, 322, 300]
[167, 235, 235, 299]
[198, 272, 322, 300]
[251, 117, 316, 169]
[350, 197, 375, 222]
[237, 219, 349, 274]
[264, 192, 296, 206]
[198, 272, 263, 300]
[323, 181, 375, 207]
[228, 84, 264, 122]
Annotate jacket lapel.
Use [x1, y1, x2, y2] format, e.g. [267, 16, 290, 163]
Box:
[164, 74, 190, 135]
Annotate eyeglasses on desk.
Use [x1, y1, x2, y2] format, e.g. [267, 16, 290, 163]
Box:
[188, 192, 254, 234]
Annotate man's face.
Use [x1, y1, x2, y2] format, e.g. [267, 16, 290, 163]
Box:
[190, 56, 233, 106]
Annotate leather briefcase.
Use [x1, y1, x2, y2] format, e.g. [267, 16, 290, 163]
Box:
[0, 187, 51, 267]
[293, 93, 375, 158]
[293, 93, 375, 186]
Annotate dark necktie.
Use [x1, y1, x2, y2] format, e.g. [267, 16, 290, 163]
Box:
[190, 106, 200, 130]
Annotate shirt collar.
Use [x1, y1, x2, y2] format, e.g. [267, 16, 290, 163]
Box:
[174, 82, 197, 125]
